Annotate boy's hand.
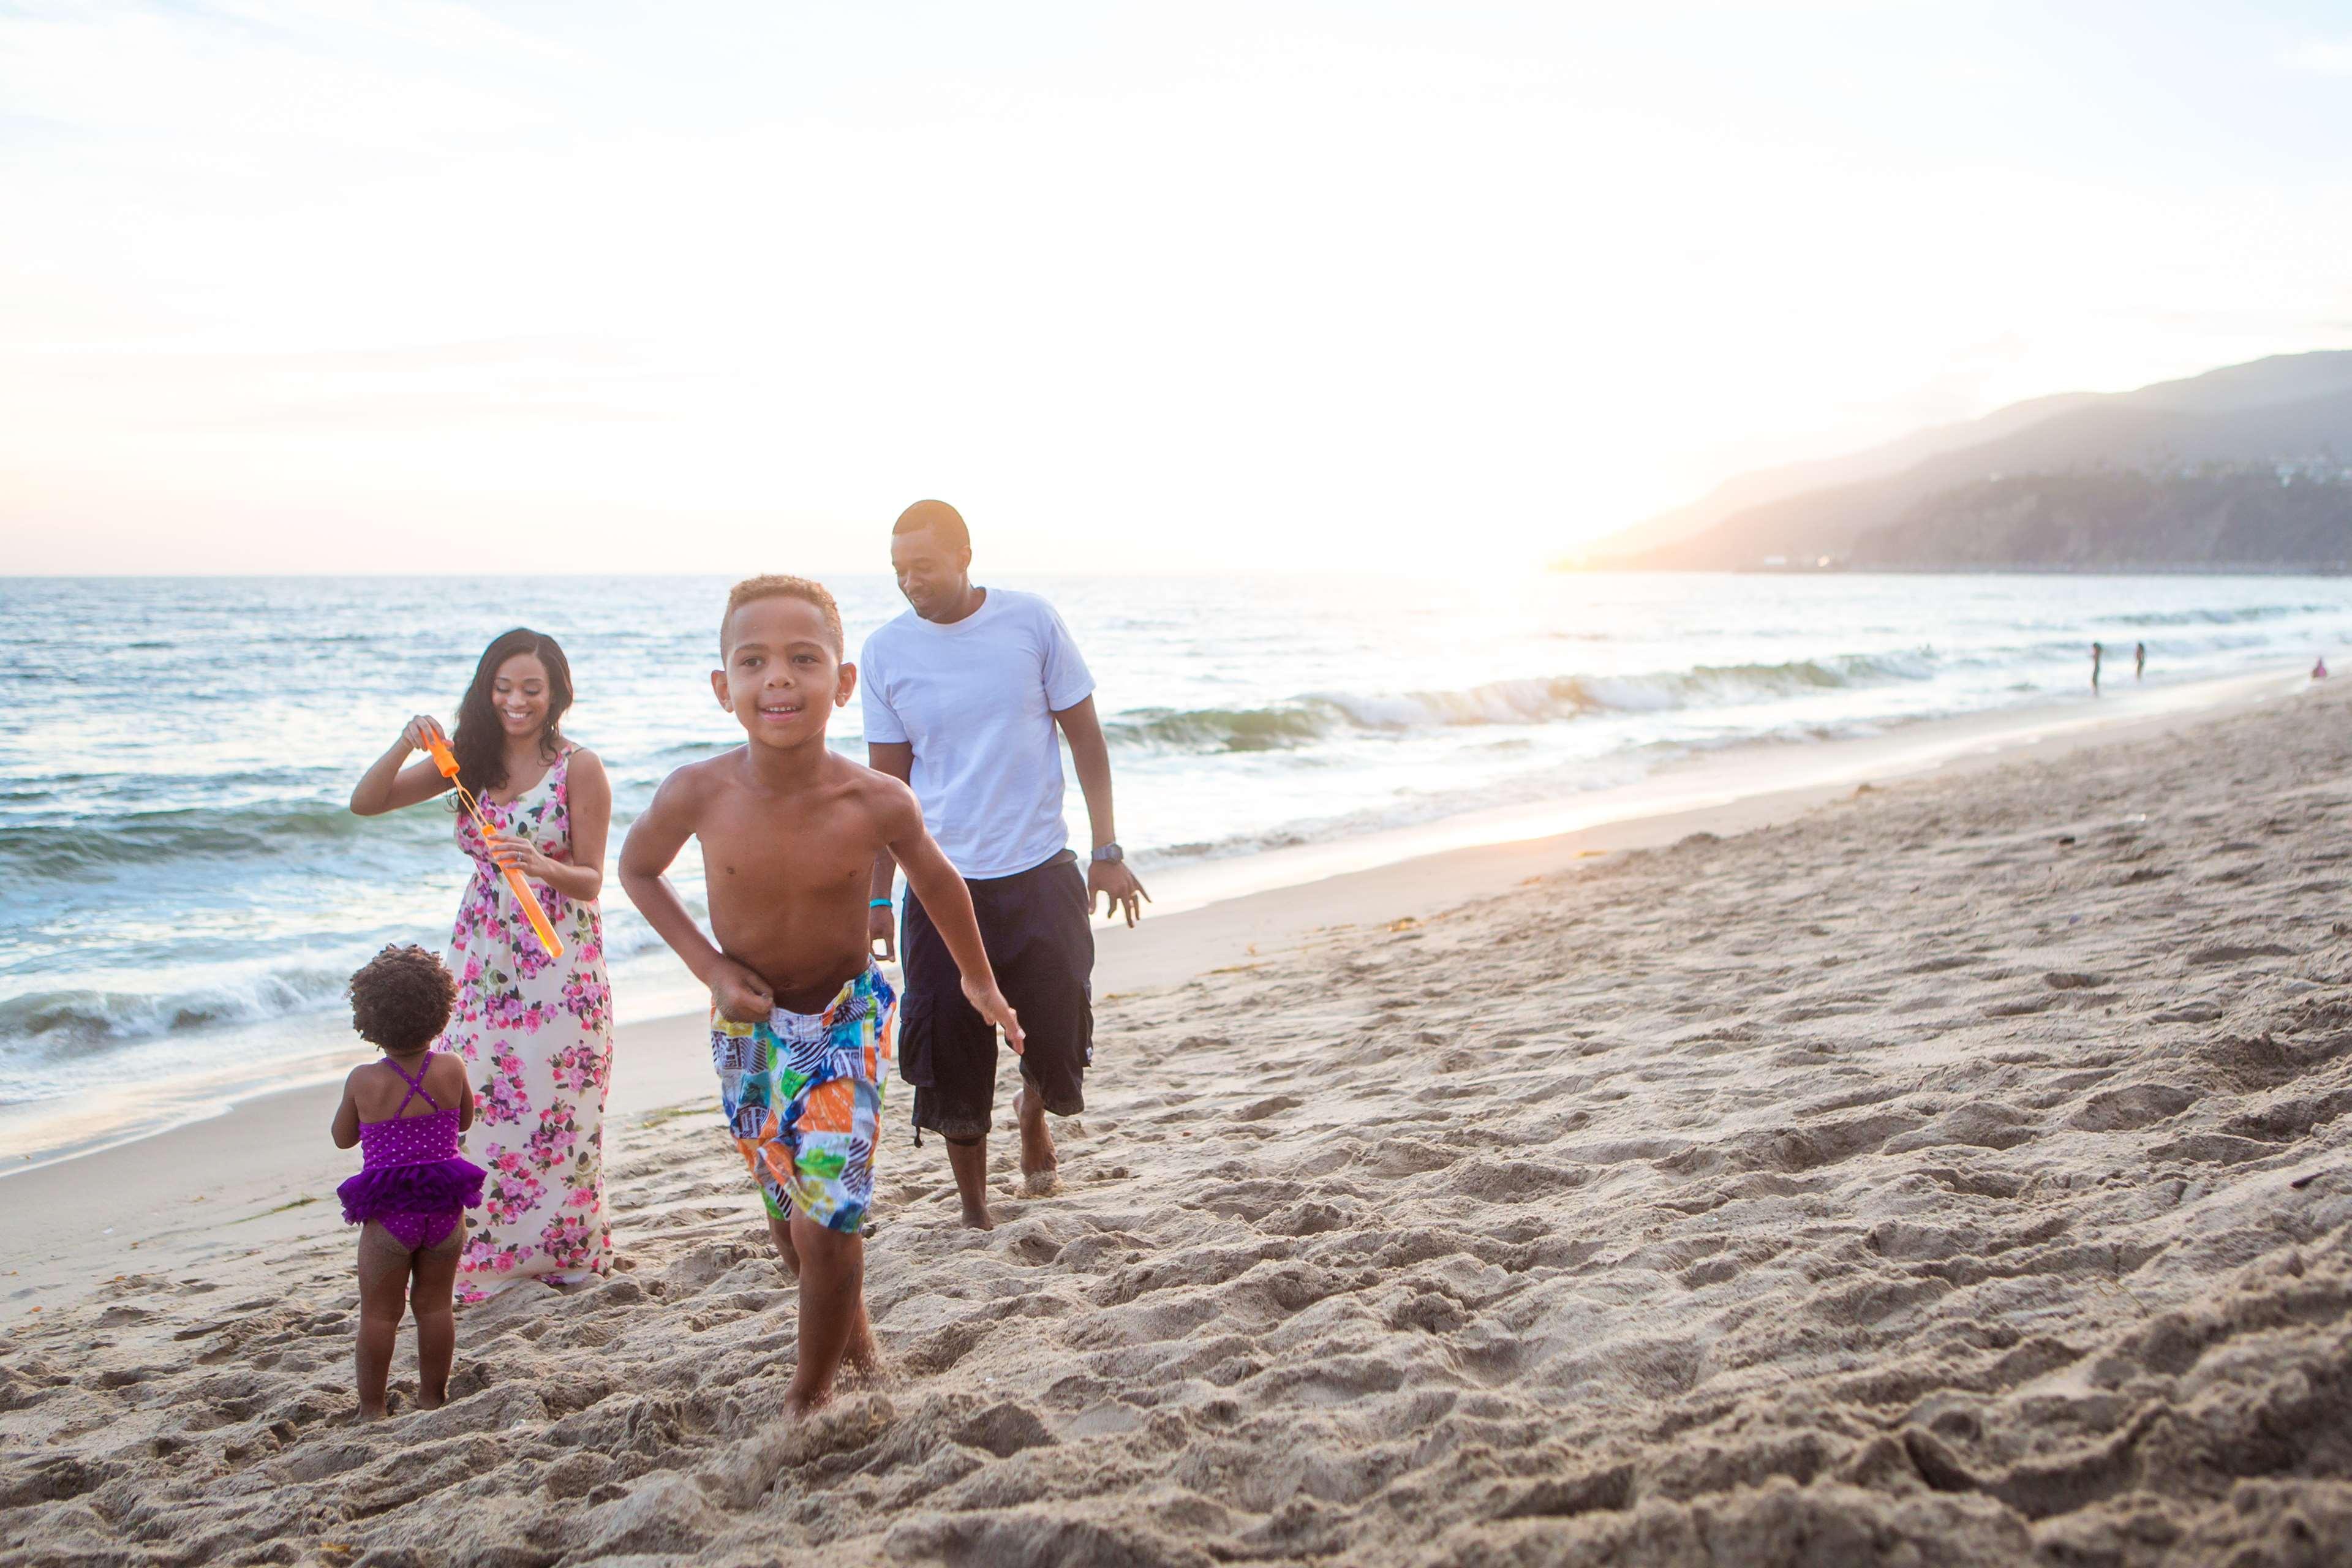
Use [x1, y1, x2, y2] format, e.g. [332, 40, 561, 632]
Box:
[868, 903, 896, 960]
[962, 978, 1025, 1055]
[709, 957, 777, 1023]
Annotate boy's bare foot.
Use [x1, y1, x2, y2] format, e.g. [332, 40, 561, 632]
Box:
[960, 1196, 997, 1230]
[769, 1215, 802, 1278]
[1013, 1088, 1059, 1191]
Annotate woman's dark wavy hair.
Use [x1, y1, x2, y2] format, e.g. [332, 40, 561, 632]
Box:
[450, 628, 573, 800]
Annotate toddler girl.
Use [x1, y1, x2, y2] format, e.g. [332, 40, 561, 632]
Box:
[332, 944, 484, 1418]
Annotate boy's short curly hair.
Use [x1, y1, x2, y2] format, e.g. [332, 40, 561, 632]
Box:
[721, 574, 843, 658]
[349, 944, 456, 1053]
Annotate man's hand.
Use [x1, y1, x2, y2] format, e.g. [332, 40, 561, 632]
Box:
[868, 902, 896, 960]
[962, 977, 1025, 1055]
[1088, 858, 1152, 928]
[708, 956, 777, 1023]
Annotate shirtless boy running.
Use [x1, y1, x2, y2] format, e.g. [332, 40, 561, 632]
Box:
[621, 575, 1022, 1417]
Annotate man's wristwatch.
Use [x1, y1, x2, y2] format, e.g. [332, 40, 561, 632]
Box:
[1091, 842, 1124, 864]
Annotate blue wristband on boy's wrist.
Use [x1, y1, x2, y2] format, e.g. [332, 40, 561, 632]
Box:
[870, 899, 892, 908]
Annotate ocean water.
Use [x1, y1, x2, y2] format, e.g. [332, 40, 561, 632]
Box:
[3, 571, 2347, 1130]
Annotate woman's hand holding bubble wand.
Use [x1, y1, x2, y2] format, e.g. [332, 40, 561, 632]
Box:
[425, 736, 565, 960]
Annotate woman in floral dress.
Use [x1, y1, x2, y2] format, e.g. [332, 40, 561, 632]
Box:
[350, 628, 616, 1300]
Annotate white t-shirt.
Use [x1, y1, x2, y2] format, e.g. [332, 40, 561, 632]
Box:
[859, 588, 1096, 880]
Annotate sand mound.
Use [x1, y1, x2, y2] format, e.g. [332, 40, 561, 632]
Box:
[10, 684, 2352, 1564]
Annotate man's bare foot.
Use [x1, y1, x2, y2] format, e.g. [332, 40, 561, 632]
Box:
[1012, 1088, 1060, 1191]
[358, 1403, 388, 1422]
[946, 1136, 995, 1228]
[783, 1384, 833, 1420]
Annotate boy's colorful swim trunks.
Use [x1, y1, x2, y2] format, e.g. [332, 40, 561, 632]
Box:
[710, 965, 894, 1234]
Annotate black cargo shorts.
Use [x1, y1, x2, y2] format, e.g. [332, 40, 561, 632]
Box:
[898, 849, 1094, 1142]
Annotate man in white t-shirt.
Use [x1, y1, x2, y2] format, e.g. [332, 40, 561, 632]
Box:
[861, 499, 1149, 1229]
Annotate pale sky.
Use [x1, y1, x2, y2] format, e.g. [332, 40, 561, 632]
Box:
[5, 1, 2350, 575]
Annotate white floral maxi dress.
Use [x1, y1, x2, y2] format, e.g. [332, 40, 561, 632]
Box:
[442, 744, 615, 1299]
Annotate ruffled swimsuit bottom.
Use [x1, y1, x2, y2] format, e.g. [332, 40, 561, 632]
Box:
[338, 1051, 486, 1251]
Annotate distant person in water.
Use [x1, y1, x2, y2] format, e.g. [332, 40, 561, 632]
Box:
[619, 574, 1020, 1417]
[348, 628, 615, 1300]
[2091, 641, 2103, 694]
[861, 499, 1148, 1229]
[2135, 641, 2146, 681]
[2316, 657, 2330, 681]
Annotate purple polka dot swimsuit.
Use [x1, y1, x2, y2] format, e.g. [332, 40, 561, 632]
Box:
[337, 1052, 486, 1251]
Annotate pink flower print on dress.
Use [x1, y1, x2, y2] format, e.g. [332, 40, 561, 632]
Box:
[538, 1211, 597, 1271]
[462, 1233, 531, 1273]
[484, 990, 556, 1034]
[549, 1039, 609, 1095]
[526, 1104, 579, 1171]
[476, 1049, 532, 1126]
[560, 974, 612, 1033]
[511, 932, 556, 982]
[481, 1163, 546, 1227]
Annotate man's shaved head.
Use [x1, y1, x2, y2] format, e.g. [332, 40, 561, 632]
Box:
[893, 499, 970, 555]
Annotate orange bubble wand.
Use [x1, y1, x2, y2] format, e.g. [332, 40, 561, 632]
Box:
[426, 736, 565, 960]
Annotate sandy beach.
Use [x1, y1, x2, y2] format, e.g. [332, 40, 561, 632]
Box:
[9, 673, 2352, 1564]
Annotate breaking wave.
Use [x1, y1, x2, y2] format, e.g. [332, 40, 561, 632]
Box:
[1104, 652, 1938, 753]
[0, 797, 437, 880]
[0, 969, 355, 1054]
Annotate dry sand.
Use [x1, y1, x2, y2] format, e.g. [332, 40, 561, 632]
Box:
[9, 678, 2352, 1565]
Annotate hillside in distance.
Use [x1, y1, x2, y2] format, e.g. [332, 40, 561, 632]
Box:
[1585, 352, 2352, 571]
[1848, 469, 2352, 570]
[1583, 388, 2100, 562]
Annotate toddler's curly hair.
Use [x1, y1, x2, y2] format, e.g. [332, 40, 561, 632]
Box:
[348, 944, 456, 1053]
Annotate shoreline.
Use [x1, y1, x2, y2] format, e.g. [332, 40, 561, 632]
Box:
[0, 662, 2302, 1178]
[0, 663, 2311, 1311]
[0, 665, 2304, 1182]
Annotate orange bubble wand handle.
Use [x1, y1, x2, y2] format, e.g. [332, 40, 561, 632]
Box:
[508, 873, 564, 959]
[428, 737, 566, 960]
